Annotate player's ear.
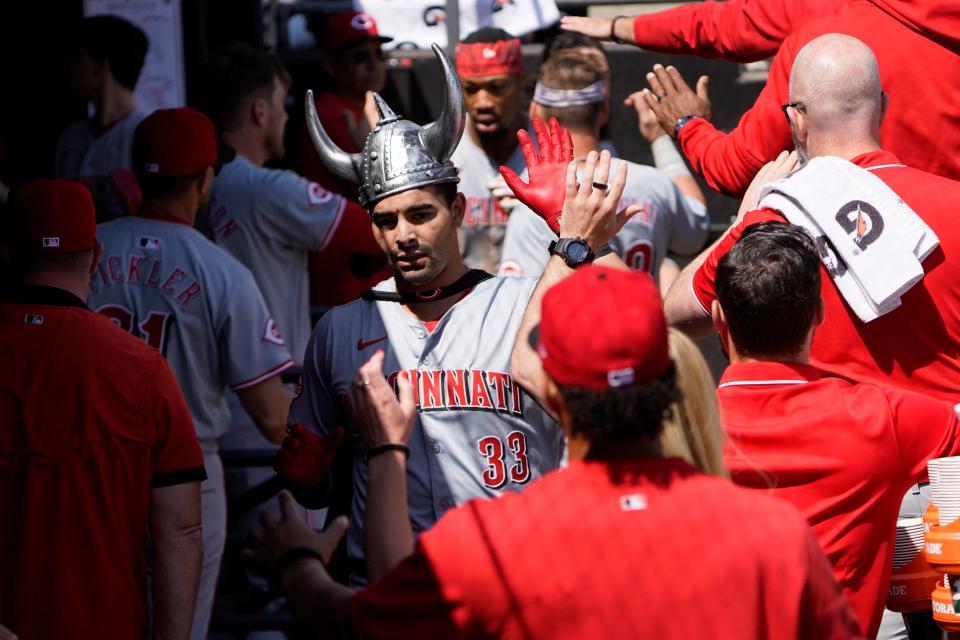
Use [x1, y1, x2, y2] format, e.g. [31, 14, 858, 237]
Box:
[198, 166, 216, 200]
[252, 96, 268, 127]
[450, 191, 466, 228]
[711, 300, 731, 350]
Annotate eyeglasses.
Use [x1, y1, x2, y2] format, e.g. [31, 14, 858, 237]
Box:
[781, 101, 807, 122]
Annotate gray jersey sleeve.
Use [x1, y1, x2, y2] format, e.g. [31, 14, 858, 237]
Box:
[498, 204, 554, 277]
[662, 184, 710, 256]
[257, 169, 347, 252]
[218, 267, 294, 390]
[287, 310, 345, 434]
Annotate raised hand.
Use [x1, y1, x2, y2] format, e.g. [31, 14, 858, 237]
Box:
[736, 150, 800, 221]
[559, 150, 644, 250]
[243, 490, 349, 575]
[625, 91, 671, 143]
[274, 424, 344, 488]
[499, 117, 574, 234]
[345, 350, 416, 450]
[641, 64, 711, 137]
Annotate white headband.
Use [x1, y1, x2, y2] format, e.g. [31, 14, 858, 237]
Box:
[533, 80, 606, 107]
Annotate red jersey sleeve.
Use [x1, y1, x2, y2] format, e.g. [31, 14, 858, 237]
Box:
[691, 208, 785, 313]
[150, 355, 206, 487]
[631, 0, 787, 62]
[349, 542, 465, 639]
[885, 388, 960, 482]
[677, 32, 797, 196]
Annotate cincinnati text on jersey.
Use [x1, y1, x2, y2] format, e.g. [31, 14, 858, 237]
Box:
[89, 254, 203, 308]
[385, 368, 524, 416]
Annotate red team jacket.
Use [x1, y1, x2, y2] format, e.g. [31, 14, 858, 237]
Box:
[676, 0, 960, 196]
[349, 458, 863, 639]
[630, 0, 840, 62]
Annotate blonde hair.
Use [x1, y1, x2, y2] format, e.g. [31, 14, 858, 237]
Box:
[661, 329, 728, 477]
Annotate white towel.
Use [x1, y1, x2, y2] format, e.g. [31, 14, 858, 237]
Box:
[758, 156, 938, 322]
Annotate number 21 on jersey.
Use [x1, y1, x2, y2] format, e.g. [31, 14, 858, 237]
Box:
[97, 304, 173, 354]
[477, 431, 530, 489]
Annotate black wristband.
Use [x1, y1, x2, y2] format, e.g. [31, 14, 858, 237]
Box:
[596, 242, 614, 258]
[365, 443, 410, 462]
[272, 546, 325, 583]
[610, 15, 630, 44]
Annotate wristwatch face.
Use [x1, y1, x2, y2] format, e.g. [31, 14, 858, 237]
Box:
[567, 240, 589, 263]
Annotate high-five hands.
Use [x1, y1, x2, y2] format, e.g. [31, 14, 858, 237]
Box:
[641, 64, 711, 138]
[499, 117, 574, 234]
[560, 150, 644, 250]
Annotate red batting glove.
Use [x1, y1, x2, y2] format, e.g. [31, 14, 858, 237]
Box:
[498, 117, 574, 234]
[274, 424, 344, 488]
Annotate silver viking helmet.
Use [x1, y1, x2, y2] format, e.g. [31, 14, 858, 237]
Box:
[305, 43, 465, 209]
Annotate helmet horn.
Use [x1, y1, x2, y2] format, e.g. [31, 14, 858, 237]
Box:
[419, 43, 466, 163]
[304, 89, 361, 184]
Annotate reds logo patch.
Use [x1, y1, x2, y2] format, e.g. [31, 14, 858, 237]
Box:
[263, 317, 285, 346]
[350, 13, 374, 31]
[423, 6, 446, 26]
[307, 182, 333, 206]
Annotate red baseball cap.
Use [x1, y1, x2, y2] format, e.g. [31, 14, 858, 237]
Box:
[321, 10, 392, 54]
[531, 266, 671, 391]
[9, 179, 96, 254]
[133, 107, 217, 178]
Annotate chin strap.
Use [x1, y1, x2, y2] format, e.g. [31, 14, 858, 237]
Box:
[362, 269, 493, 303]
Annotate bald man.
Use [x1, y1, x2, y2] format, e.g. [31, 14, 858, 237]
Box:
[639, 1, 960, 196]
[665, 34, 960, 637]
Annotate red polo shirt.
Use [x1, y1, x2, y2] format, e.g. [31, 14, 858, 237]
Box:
[678, 0, 960, 196]
[717, 361, 960, 637]
[0, 285, 205, 639]
[350, 458, 862, 639]
[693, 150, 960, 402]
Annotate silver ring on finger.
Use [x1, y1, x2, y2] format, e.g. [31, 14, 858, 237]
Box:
[657, 92, 667, 102]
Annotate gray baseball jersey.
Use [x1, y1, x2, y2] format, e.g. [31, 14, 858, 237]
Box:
[54, 109, 147, 217]
[450, 117, 529, 273]
[289, 275, 564, 564]
[200, 155, 346, 364]
[89, 215, 294, 444]
[498, 158, 709, 279]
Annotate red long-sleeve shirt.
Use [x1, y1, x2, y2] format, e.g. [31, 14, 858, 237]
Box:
[677, 0, 960, 197]
[631, 0, 839, 62]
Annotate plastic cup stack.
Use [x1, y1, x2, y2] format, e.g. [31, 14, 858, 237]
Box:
[893, 517, 926, 568]
[931, 457, 960, 526]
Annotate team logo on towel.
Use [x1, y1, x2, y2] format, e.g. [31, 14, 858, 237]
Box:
[836, 200, 883, 250]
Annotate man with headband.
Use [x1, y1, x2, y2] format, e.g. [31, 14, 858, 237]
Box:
[499, 50, 709, 285]
[284, 44, 571, 585]
[449, 28, 530, 272]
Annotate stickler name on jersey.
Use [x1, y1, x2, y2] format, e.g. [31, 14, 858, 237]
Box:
[89, 253, 203, 308]
[385, 368, 524, 416]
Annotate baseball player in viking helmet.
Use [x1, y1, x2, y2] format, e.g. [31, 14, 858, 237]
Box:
[284, 44, 567, 584]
